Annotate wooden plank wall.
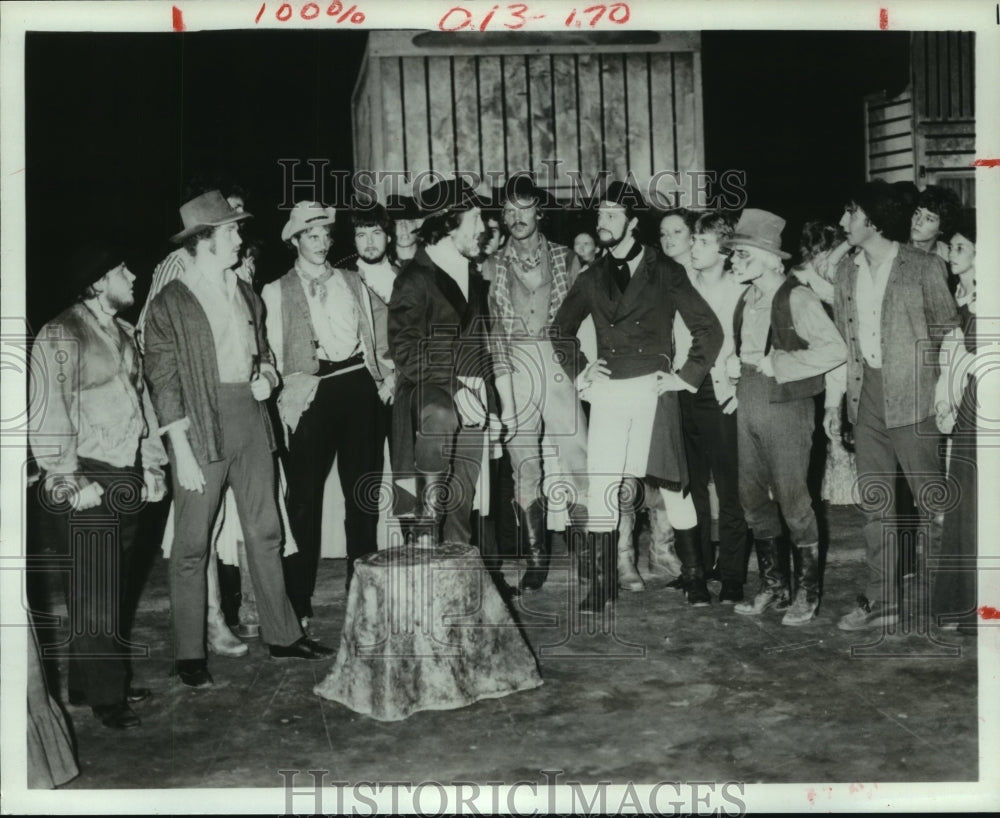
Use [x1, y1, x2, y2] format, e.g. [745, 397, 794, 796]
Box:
[865, 89, 916, 183]
[359, 47, 702, 204]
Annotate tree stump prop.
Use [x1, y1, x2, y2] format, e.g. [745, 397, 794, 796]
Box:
[314, 543, 542, 721]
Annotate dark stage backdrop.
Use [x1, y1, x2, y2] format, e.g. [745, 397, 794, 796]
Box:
[24, 29, 908, 330]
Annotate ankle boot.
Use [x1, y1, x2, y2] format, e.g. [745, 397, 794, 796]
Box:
[580, 531, 617, 614]
[206, 561, 248, 657]
[673, 526, 711, 606]
[782, 543, 820, 626]
[414, 472, 445, 546]
[616, 506, 644, 592]
[734, 536, 790, 616]
[519, 500, 550, 592]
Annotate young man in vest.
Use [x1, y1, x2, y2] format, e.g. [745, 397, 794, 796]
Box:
[726, 209, 847, 626]
[553, 181, 723, 614]
[145, 192, 331, 689]
[827, 181, 959, 631]
[261, 201, 388, 618]
[30, 242, 169, 728]
[485, 175, 589, 593]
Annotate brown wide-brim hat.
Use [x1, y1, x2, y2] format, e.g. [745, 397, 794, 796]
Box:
[171, 190, 252, 243]
[724, 208, 791, 260]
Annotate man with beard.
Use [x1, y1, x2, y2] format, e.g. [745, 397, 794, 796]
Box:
[553, 181, 723, 613]
[485, 175, 588, 592]
[388, 178, 516, 595]
[261, 201, 387, 614]
[30, 243, 169, 728]
[145, 192, 330, 688]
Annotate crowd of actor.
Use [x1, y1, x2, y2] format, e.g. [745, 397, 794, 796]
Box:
[27, 170, 980, 738]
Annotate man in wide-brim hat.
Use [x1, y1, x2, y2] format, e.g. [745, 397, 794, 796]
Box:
[30, 241, 169, 729]
[144, 191, 334, 689]
[552, 180, 724, 615]
[725, 207, 846, 626]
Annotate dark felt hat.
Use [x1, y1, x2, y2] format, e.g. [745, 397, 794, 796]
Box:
[724, 208, 791, 260]
[65, 241, 126, 298]
[496, 175, 558, 210]
[415, 178, 488, 216]
[596, 180, 648, 217]
[385, 193, 423, 220]
[171, 190, 252, 243]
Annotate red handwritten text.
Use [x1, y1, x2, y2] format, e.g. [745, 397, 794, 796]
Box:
[254, 1, 365, 25]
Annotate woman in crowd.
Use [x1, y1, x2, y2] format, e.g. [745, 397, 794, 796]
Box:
[932, 207, 979, 635]
[658, 207, 698, 276]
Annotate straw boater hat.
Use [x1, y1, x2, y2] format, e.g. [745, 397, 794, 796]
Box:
[171, 190, 252, 243]
[724, 208, 791, 260]
[280, 201, 337, 242]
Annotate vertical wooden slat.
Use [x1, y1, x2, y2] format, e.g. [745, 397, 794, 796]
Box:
[600, 52, 627, 179]
[503, 56, 530, 178]
[913, 32, 927, 120]
[576, 52, 603, 184]
[452, 56, 481, 179]
[379, 57, 404, 177]
[401, 57, 429, 175]
[477, 57, 504, 184]
[552, 54, 577, 195]
[625, 53, 652, 190]
[672, 51, 699, 174]
[964, 32, 975, 118]
[528, 55, 555, 181]
[648, 52, 677, 203]
[427, 57, 454, 175]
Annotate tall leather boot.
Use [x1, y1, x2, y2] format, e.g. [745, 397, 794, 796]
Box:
[646, 505, 682, 578]
[413, 472, 444, 546]
[782, 543, 820, 626]
[519, 500, 550, 592]
[580, 531, 617, 614]
[673, 526, 711, 606]
[616, 509, 644, 592]
[735, 536, 790, 616]
[567, 504, 592, 584]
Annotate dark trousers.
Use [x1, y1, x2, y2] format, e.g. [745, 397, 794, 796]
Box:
[414, 384, 483, 545]
[171, 385, 302, 658]
[737, 367, 819, 545]
[680, 377, 748, 582]
[45, 458, 143, 707]
[854, 365, 944, 606]
[283, 367, 382, 616]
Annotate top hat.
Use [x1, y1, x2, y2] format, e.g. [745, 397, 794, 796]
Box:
[724, 208, 790, 259]
[415, 178, 487, 216]
[281, 201, 337, 242]
[385, 193, 423, 221]
[171, 190, 252, 243]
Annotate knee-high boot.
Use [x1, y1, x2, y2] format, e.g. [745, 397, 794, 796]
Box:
[673, 526, 711, 606]
[782, 543, 820, 626]
[616, 508, 644, 592]
[734, 536, 791, 616]
[519, 500, 550, 592]
[580, 531, 617, 614]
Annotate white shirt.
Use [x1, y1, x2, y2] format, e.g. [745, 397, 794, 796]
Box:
[854, 242, 898, 368]
[357, 258, 396, 305]
[298, 266, 360, 362]
[181, 265, 255, 383]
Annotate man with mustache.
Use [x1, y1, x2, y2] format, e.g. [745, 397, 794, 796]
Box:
[145, 192, 332, 689]
[485, 175, 588, 593]
[388, 178, 516, 596]
[30, 242, 169, 728]
[553, 181, 723, 614]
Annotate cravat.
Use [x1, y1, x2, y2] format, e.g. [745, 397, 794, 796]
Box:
[611, 243, 642, 294]
[305, 269, 334, 303]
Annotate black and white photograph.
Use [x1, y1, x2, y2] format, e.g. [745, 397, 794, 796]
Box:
[1, 0, 998, 813]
